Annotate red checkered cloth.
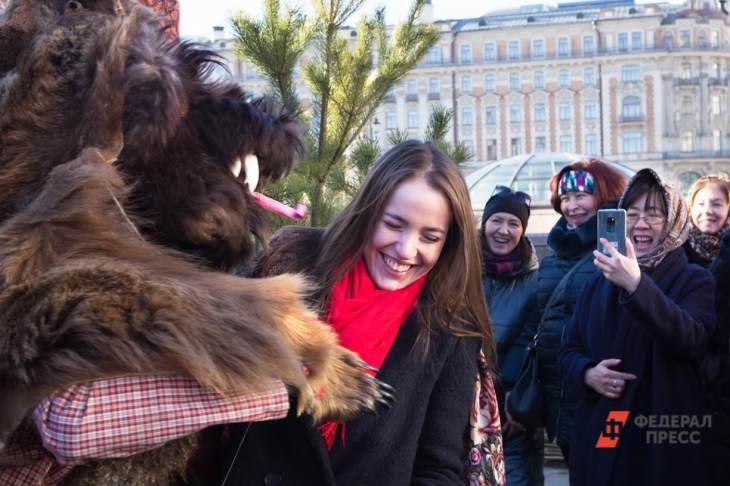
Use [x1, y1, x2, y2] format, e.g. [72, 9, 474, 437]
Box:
[0, 376, 289, 485]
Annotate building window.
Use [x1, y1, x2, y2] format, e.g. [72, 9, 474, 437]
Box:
[510, 137, 522, 156]
[534, 103, 546, 122]
[509, 41, 520, 60]
[618, 32, 629, 52]
[407, 110, 418, 129]
[426, 46, 440, 64]
[559, 69, 570, 87]
[486, 106, 497, 124]
[461, 75, 472, 94]
[714, 130, 723, 152]
[534, 71, 544, 89]
[385, 111, 396, 129]
[462, 107, 473, 126]
[533, 39, 544, 58]
[428, 78, 439, 95]
[622, 96, 641, 118]
[682, 62, 692, 79]
[558, 37, 569, 56]
[681, 130, 693, 152]
[559, 102, 571, 121]
[631, 32, 643, 50]
[460, 44, 472, 63]
[623, 132, 644, 153]
[584, 100, 596, 120]
[535, 136, 546, 152]
[583, 35, 594, 54]
[712, 94, 723, 115]
[585, 133, 598, 155]
[584, 67, 595, 86]
[463, 140, 474, 160]
[680, 172, 702, 195]
[712, 62, 721, 79]
[664, 31, 674, 49]
[485, 74, 496, 92]
[621, 65, 641, 82]
[560, 135, 572, 152]
[486, 139, 498, 160]
[484, 42, 496, 60]
[510, 104, 522, 123]
[682, 96, 693, 115]
[698, 31, 708, 48]
[407, 79, 417, 95]
[712, 31, 720, 48]
[510, 72, 520, 90]
[680, 30, 691, 48]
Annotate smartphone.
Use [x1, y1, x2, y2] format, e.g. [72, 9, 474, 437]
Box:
[597, 209, 626, 256]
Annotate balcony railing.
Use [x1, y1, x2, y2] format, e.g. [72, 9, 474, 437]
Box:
[383, 95, 396, 103]
[427, 92, 440, 101]
[406, 94, 418, 102]
[662, 150, 730, 160]
[709, 77, 730, 87]
[673, 78, 701, 87]
[414, 44, 730, 70]
[618, 114, 646, 123]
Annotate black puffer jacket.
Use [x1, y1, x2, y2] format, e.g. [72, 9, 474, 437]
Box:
[483, 238, 539, 387]
[536, 213, 600, 447]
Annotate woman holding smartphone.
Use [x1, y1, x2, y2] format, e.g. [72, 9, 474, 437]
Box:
[534, 160, 626, 461]
[559, 168, 716, 486]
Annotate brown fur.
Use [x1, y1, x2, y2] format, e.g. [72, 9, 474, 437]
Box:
[0, 0, 388, 483]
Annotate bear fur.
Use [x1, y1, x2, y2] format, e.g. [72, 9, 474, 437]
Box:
[0, 0, 388, 483]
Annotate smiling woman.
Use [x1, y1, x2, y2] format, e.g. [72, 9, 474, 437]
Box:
[685, 174, 730, 267]
[203, 140, 500, 485]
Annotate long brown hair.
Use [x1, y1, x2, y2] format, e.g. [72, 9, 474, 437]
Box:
[549, 159, 627, 214]
[316, 141, 494, 365]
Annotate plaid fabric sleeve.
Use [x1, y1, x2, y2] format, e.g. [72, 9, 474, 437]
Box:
[32, 375, 290, 465]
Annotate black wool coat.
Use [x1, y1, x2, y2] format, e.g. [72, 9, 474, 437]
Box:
[483, 238, 539, 388]
[200, 227, 481, 486]
[559, 248, 716, 486]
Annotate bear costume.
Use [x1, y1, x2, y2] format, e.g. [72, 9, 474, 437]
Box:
[0, 0, 389, 483]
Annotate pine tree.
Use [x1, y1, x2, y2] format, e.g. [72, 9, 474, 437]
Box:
[231, 0, 439, 226]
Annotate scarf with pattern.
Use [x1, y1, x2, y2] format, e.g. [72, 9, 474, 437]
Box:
[619, 169, 690, 269]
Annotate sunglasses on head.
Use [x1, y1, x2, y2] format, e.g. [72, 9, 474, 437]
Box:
[491, 185, 532, 208]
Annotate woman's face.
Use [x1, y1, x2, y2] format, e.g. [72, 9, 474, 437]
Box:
[363, 176, 451, 291]
[627, 192, 667, 258]
[559, 191, 596, 226]
[483, 212, 523, 256]
[691, 184, 730, 234]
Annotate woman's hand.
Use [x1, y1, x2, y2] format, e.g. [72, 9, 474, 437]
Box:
[593, 238, 642, 294]
[584, 358, 637, 399]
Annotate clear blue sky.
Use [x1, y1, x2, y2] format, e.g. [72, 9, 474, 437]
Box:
[180, 0, 685, 39]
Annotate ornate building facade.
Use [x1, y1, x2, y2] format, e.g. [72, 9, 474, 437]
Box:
[208, 0, 730, 189]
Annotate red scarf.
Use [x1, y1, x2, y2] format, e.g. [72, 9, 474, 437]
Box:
[318, 257, 426, 450]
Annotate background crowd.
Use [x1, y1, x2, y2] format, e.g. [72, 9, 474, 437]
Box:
[485, 161, 730, 486]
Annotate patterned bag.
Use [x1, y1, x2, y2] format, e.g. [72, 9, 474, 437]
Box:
[464, 352, 505, 486]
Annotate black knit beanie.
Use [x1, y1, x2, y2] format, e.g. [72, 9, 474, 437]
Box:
[481, 188, 531, 231]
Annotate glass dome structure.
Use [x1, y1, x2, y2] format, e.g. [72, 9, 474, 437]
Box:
[466, 153, 635, 214]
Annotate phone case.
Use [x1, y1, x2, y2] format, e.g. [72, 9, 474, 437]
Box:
[597, 209, 626, 256]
